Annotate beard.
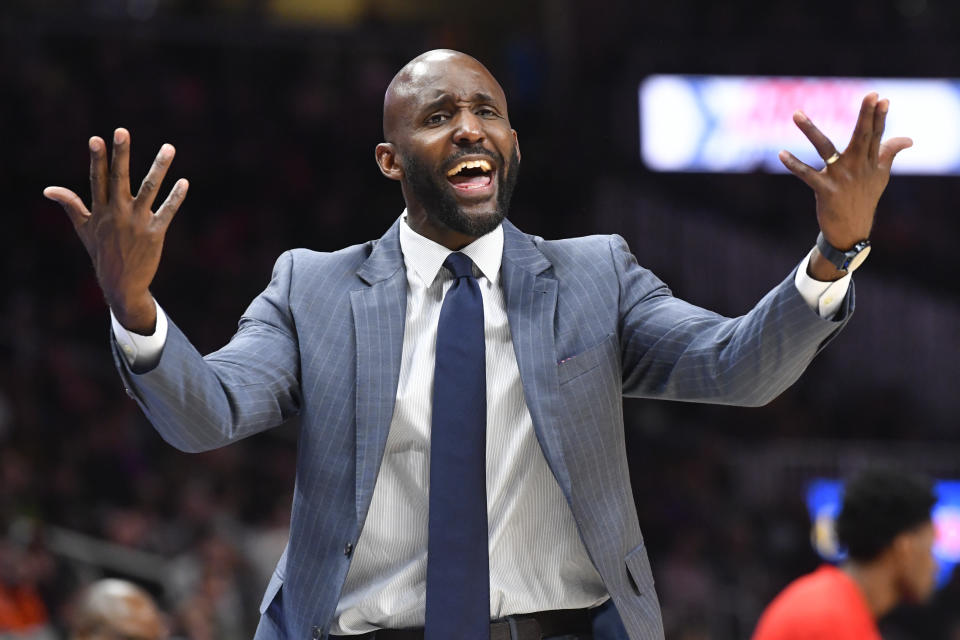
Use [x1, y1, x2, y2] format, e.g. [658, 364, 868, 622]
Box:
[403, 146, 520, 238]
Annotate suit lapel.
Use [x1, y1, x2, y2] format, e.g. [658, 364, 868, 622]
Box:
[500, 221, 573, 499]
[351, 219, 407, 525]
[350, 219, 575, 523]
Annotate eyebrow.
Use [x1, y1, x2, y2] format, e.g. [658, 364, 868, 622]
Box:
[419, 92, 500, 114]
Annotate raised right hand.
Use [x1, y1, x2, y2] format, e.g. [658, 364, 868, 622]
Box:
[44, 128, 188, 333]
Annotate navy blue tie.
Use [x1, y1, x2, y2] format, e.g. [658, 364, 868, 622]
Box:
[425, 252, 489, 640]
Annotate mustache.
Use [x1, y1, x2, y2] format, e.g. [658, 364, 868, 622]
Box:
[442, 146, 503, 172]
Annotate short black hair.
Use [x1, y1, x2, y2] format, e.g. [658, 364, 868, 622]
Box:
[835, 468, 936, 562]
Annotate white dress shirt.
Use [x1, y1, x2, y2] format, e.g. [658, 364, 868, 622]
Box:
[111, 220, 851, 633]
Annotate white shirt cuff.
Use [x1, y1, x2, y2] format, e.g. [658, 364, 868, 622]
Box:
[794, 248, 852, 319]
[110, 299, 168, 368]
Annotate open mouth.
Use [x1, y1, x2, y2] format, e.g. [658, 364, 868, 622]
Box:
[445, 158, 495, 192]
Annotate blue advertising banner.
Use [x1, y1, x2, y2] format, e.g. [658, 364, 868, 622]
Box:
[640, 76, 960, 174]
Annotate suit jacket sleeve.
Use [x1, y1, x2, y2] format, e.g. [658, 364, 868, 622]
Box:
[611, 235, 853, 406]
[112, 251, 302, 452]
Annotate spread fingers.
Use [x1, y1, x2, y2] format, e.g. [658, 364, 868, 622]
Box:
[43, 186, 91, 229]
[136, 144, 176, 211]
[89, 136, 108, 207]
[846, 93, 878, 156]
[109, 128, 132, 201]
[792, 111, 839, 163]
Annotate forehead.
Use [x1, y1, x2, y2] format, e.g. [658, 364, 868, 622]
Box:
[404, 59, 506, 109]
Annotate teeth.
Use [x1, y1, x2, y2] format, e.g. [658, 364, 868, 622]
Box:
[446, 159, 493, 176]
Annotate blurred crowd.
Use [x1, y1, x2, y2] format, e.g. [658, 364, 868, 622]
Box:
[2, 1, 959, 638]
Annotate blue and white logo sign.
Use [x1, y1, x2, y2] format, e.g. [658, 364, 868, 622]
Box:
[640, 75, 960, 174]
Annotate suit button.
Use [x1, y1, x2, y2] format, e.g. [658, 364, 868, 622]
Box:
[311, 625, 322, 639]
[344, 542, 353, 556]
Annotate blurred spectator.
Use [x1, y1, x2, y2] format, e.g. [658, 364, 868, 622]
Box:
[68, 578, 167, 640]
[168, 531, 251, 640]
[751, 469, 938, 640]
[0, 540, 57, 639]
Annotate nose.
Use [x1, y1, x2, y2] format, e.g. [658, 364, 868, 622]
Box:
[452, 110, 484, 145]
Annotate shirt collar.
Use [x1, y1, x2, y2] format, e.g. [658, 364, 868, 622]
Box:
[397, 211, 503, 286]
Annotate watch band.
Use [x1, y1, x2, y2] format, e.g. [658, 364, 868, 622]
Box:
[816, 232, 871, 272]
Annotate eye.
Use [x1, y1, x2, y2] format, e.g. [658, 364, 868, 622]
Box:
[477, 107, 499, 118]
[426, 113, 449, 125]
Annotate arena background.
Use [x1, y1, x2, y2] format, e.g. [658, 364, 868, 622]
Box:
[2, 1, 959, 638]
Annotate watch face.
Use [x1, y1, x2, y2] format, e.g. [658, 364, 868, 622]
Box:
[847, 244, 871, 272]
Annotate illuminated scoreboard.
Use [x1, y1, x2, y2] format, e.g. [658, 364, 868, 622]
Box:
[639, 75, 960, 174]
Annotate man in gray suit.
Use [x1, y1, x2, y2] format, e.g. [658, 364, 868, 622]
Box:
[44, 50, 911, 640]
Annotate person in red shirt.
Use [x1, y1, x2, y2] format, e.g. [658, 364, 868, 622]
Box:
[752, 468, 939, 640]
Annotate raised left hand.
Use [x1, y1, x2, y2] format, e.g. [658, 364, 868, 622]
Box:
[778, 92, 913, 252]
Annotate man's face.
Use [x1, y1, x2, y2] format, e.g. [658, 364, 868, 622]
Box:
[895, 520, 938, 604]
[384, 53, 520, 240]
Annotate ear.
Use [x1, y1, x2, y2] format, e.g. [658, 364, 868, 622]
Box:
[512, 129, 521, 164]
[375, 142, 403, 181]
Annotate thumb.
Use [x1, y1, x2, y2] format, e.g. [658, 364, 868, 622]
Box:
[44, 186, 91, 229]
[878, 137, 913, 169]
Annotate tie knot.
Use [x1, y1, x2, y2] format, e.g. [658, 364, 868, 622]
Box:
[443, 252, 475, 280]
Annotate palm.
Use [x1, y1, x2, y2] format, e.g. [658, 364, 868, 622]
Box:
[44, 128, 188, 330]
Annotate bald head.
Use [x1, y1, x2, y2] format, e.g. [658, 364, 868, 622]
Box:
[383, 49, 508, 142]
[72, 579, 167, 640]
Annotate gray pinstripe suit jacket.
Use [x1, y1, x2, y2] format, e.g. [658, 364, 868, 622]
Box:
[113, 218, 852, 640]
